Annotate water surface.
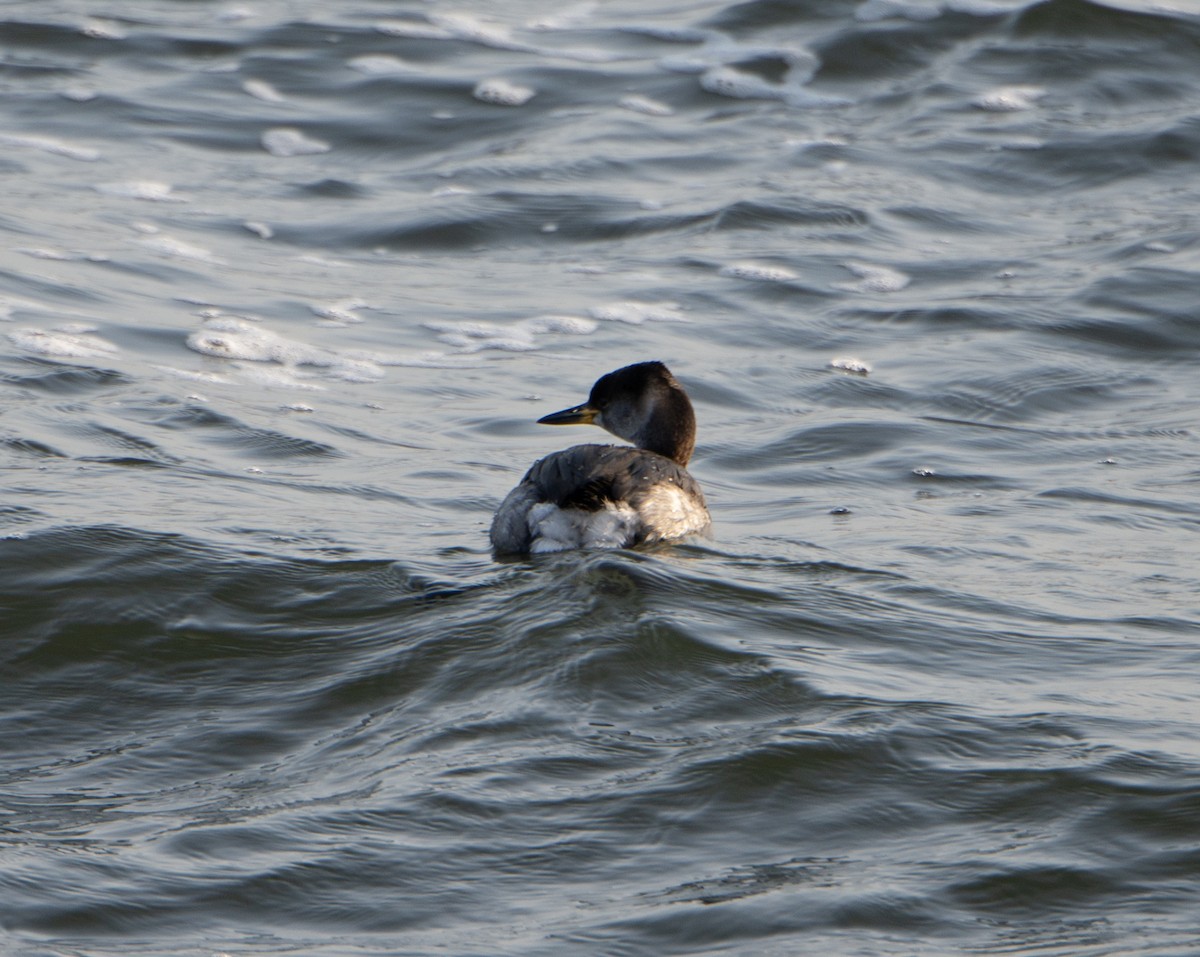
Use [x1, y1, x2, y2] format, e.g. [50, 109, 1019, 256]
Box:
[2, 1, 1199, 955]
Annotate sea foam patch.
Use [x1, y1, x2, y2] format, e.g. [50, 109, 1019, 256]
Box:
[424, 314, 596, 353]
[348, 55, 412, 76]
[830, 356, 872, 375]
[973, 85, 1046, 112]
[9, 327, 118, 359]
[137, 234, 225, 265]
[261, 128, 331, 156]
[589, 301, 687, 324]
[619, 94, 674, 117]
[720, 262, 799, 283]
[243, 79, 285, 102]
[839, 262, 911, 293]
[0, 133, 99, 162]
[473, 78, 535, 106]
[95, 181, 187, 202]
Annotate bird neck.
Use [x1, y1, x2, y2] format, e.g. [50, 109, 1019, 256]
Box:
[635, 395, 695, 466]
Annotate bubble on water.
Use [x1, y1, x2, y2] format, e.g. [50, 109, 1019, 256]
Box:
[720, 262, 799, 283]
[473, 78, 536, 106]
[348, 55, 412, 76]
[9, 327, 118, 359]
[244, 221, 274, 239]
[261, 128, 331, 156]
[243, 79, 285, 102]
[0, 133, 99, 162]
[61, 87, 98, 102]
[1144, 241, 1175, 253]
[95, 180, 187, 202]
[619, 94, 674, 117]
[840, 262, 910, 293]
[588, 301, 687, 324]
[912, 466, 937, 477]
[830, 356, 872, 375]
[973, 85, 1046, 112]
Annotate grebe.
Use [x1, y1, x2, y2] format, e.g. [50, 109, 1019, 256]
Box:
[490, 361, 711, 554]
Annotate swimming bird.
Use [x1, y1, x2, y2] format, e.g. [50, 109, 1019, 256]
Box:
[490, 361, 711, 554]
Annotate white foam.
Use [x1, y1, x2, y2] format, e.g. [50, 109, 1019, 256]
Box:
[244, 221, 274, 239]
[423, 314, 596, 353]
[16, 247, 72, 261]
[81, 19, 127, 39]
[243, 79, 285, 102]
[9, 327, 118, 359]
[619, 94, 674, 117]
[95, 180, 187, 202]
[188, 317, 324, 365]
[700, 66, 781, 100]
[0, 133, 99, 162]
[588, 300, 687, 324]
[840, 262, 911, 293]
[261, 127, 331, 156]
[431, 185, 476, 198]
[973, 85, 1046, 112]
[61, 87, 98, 102]
[830, 356, 872, 375]
[137, 234, 225, 265]
[348, 54, 412, 76]
[375, 20, 454, 40]
[311, 298, 369, 326]
[430, 12, 528, 52]
[529, 3, 598, 29]
[700, 64, 842, 107]
[184, 317, 426, 384]
[473, 78, 535, 106]
[156, 365, 230, 384]
[523, 315, 597, 335]
[0, 296, 35, 320]
[720, 262, 799, 283]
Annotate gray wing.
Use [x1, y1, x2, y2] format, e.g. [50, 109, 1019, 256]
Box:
[490, 444, 708, 553]
[520, 444, 706, 512]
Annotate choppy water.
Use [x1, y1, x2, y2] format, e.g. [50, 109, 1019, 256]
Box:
[3, 1, 1200, 955]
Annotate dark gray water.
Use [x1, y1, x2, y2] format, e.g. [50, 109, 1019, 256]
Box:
[2, 1, 1199, 955]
